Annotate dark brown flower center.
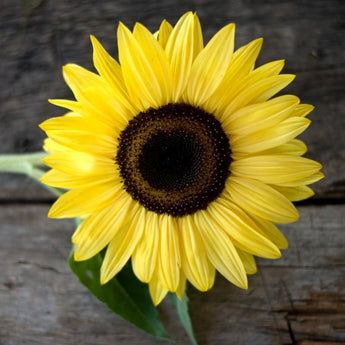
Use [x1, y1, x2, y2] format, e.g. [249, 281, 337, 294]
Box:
[116, 103, 231, 217]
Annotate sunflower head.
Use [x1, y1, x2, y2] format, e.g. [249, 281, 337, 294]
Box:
[40, 12, 323, 305]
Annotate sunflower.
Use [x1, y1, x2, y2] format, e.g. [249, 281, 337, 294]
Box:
[40, 12, 323, 305]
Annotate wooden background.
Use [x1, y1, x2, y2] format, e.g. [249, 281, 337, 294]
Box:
[1, 0, 344, 344]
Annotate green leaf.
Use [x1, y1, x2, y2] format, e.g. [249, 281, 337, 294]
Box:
[69, 249, 170, 340]
[170, 290, 198, 345]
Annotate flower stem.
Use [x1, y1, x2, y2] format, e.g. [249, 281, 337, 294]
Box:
[0, 151, 63, 197]
[0, 152, 47, 172]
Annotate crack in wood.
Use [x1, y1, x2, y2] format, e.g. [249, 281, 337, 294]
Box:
[16, 259, 61, 274]
[286, 314, 297, 345]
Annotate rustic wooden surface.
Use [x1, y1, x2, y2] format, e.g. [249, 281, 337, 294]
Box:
[0, 0, 344, 344]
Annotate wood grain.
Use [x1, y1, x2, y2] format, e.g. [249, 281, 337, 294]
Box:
[0, 205, 344, 345]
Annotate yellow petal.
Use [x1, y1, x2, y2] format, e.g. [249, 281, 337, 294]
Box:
[165, 12, 203, 101]
[44, 130, 116, 158]
[48, 180, 123, 219]
[79, 86, 132, 130]
[250, 216, 288, 249]
[271, 184, 315, 201]
[149, 275, 168, 306]
[63, 64, 134, 127]
[186, 23, 235, 106]
[231, 155, 322, 185]
[195, 209, 248, 289]
[293, 104, 314, 117]
[40, 112, 115, 137]
[90, 35, 128, 96]
[222, 95, 299, 135]
[41, 168, 114, 189]
[251, 139, 307, 157]
[44, 104, 117, 142]
[131, 212, 160, 283]
[133, 22, 173, 105]
[63, 63, 100, 96]
[48, 99, 83, 115]
[226, 176, 299, 224]
[204, 38, 262, 115]
[208, 199, 281, 258]
[236, 248, 257, 275]
[43, 151, 116, 176]
[176, 270, 187, 300]
[243, 59, 285, 83]
[41, 113, 117, 155]
[232, 139, 307, 160]
[231, 139, 308, 161]
[179, 215, 215, 291]
[158, 19, 173, 49]
[90, 36, 138, 116]
[218, 59, 286, 118]
[100, 203, 145, 284]
[43, 138, 67, 154]
[223, 74, 295, 117]
[73, 194, 135, 260]
[157, 215, 180, 291]
[275, 171, 324, 187]
[45, 103, 115, 136]
[89, 36, 124, 90]
[118, 22, 164, 110]
[231, 117, 310, 154]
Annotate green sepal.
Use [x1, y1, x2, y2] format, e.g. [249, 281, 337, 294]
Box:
[68, 248, 170, 340]
[170, 291, 198, 345]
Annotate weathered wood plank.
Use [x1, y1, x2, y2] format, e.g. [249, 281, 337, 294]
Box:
[0, 204, 344, 344]
[0, 174, 53, 200]
[1, 0, 344, 199]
